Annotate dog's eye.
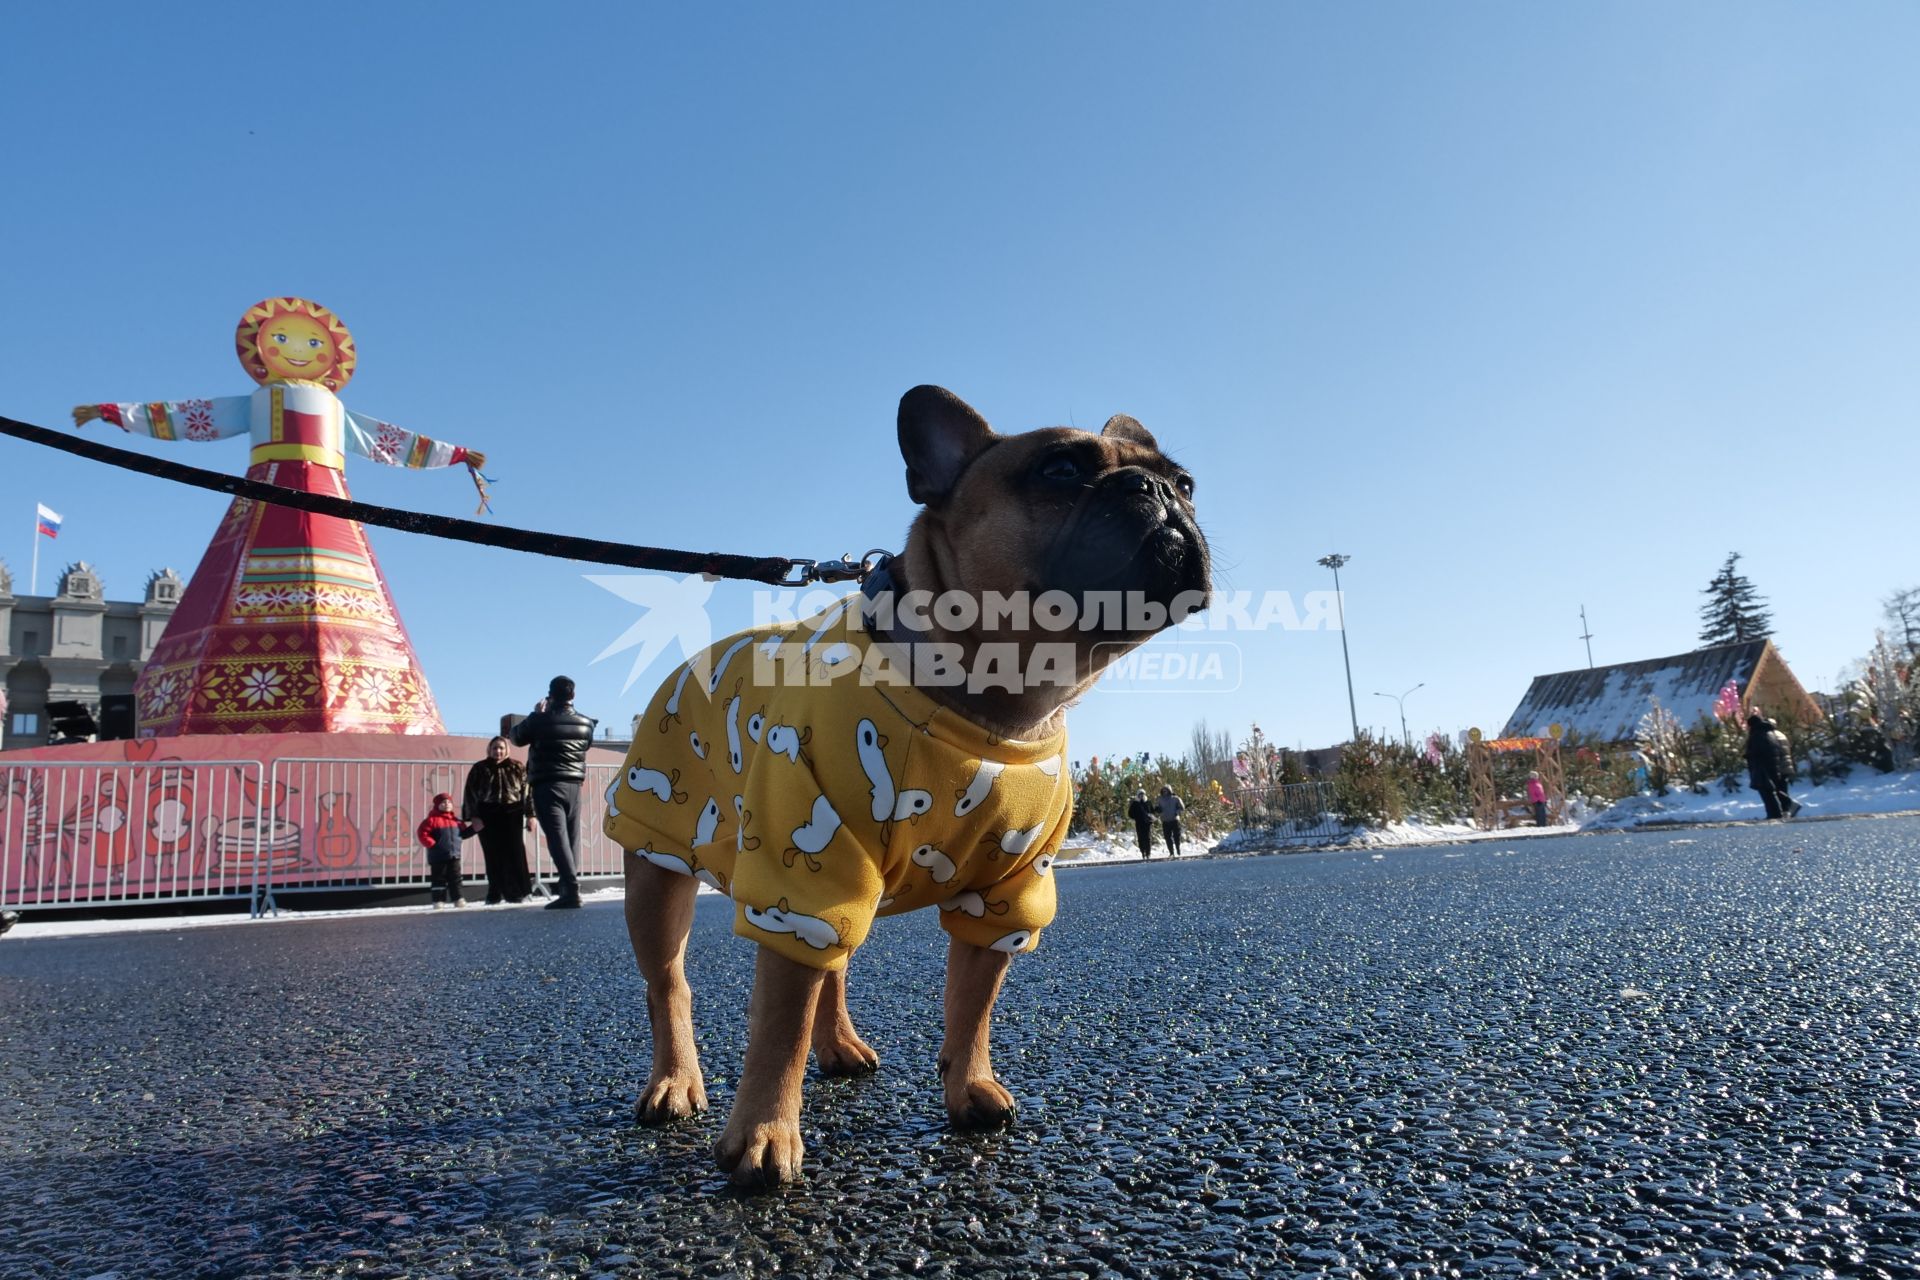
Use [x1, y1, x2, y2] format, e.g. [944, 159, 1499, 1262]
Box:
[1174, 474, 1195, 500]
[1039, 455, 1080, 481]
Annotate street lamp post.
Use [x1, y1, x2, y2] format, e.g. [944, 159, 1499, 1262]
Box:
[1373, 683, 1424, 749]
[1317, 553, 1359, 741]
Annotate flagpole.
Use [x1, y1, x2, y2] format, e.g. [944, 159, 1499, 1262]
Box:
[30, 507, 39, 596]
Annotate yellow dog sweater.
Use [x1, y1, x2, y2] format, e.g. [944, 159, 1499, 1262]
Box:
[604, 596, 1072, 971]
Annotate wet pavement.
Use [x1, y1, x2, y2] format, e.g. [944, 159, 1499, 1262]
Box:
[5, 817, 1920, 1279]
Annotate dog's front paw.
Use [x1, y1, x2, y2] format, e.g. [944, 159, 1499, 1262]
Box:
[813, 1027, 880, 1077]
[634, 1071, 709, 1125]
[714, 1120, 806, 1189]
[943, 1074, 1017, 1131]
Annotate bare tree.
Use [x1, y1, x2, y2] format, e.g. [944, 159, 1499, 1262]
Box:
[1187, 719, 1235, 788]
[1884, 586, 1920, 659]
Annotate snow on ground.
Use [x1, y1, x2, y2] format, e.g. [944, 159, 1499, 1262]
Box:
[1069, 767, 1920, 858]
[1055, 832, 1225, 865]
[7, 770, 1915, 943]
[3, 884, 630, 942]
[1581, 766, 1920, 829]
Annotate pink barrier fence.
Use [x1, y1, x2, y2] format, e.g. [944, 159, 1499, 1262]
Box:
[0, 759, 266, 910]
[261, 758, 631, 905]
[0, 755, 632, 915]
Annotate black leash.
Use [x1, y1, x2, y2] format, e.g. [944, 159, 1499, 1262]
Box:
[0, 412, 879, 587]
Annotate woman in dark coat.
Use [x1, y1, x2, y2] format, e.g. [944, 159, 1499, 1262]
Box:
[463, 736, 536, 902]
[1745, 714, 1801, 821]
[1126, 788, 1155, 858]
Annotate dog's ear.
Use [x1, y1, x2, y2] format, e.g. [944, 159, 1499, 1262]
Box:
[1101, 414, 1160, 452]
[899, 385, 997, 506]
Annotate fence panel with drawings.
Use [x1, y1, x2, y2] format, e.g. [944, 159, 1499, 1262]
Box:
[0, 759, 265, 910]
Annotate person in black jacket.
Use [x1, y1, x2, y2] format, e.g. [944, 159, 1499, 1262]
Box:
[511, 675, 599, 908]
[1745, 713, 1802, 820]
[1126, 788, 1155, 858]
[463, 735, 536, 904]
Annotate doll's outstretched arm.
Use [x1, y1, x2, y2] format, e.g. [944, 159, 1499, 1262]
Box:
[345, 409, 493, 513]
[72, 396, 250, 442]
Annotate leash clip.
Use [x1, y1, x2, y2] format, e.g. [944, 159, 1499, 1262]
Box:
[782, 548, 894, 587]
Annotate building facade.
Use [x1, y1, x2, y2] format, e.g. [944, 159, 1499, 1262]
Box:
[0, 561, 182, 749]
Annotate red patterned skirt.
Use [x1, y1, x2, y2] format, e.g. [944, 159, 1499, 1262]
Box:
[133, 460, 445, 736]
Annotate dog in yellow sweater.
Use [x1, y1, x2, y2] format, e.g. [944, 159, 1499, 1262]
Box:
[612, 385, 1209, 1188]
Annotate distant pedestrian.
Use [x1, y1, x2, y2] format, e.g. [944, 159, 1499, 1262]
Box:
[1526, 771, 1548, 827]
[1157, 784, 1186, 856]
[1127, 788, 1155, 858]
[1745, 713, 1801, 820]
[1769, 724, 1801, 818]
[417, 793, 481, 908]
[463, 736, 535, 903]
[511, 676, 598, 908]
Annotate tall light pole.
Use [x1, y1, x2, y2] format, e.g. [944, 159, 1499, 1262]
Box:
[1373, 682, 1424, 748]
[1317, 553, 1359, 741]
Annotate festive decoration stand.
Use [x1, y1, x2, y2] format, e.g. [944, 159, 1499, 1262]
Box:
[1466, 725, 1566, 829]
[73, 299, 490, 736]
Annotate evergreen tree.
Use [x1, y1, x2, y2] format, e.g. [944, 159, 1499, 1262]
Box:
[1698, 552, 1775, 647]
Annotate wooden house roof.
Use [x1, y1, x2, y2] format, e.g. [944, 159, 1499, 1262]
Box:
[1500, 639, 1816, 743]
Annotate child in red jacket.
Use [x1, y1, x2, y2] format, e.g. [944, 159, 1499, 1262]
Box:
[418, 793, 483, 908]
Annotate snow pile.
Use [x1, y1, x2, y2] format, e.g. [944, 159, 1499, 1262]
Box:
[1057, 833, 1223, 865]
[1583, 767, 1920, 829]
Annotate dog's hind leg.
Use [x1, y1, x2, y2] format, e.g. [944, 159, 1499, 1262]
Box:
[939, 937, 1018, 1130]
[624, 853, 709, 1123]
[811, 967, 880, 1076]
[715, 945, 824, 1188]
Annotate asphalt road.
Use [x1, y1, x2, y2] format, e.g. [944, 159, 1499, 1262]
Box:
[4, 817, 1920, 1279]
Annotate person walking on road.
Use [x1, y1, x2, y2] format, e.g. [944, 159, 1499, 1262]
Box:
[1745, 712, 1802, 820]
[511, 676, 598, 908]
[1127, 788, 1155, 858]
[1157, 784, 1186, 857]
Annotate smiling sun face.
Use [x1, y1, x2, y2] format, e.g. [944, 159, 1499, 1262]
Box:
[257, 315, 338, 382]
[235, 297, 357, 390]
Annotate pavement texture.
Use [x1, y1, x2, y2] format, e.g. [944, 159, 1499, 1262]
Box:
[4, 817, 1920, 1278]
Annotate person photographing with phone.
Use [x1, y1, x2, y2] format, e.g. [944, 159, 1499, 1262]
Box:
[511, 676, 598, 908]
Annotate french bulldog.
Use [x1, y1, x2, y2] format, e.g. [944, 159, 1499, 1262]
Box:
[606, 384, 1209, 1188]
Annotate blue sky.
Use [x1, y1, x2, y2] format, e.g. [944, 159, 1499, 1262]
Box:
[3, 3, 1916, 760]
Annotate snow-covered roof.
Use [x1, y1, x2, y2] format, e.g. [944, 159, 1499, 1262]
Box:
[1500, 640, 1769, 743]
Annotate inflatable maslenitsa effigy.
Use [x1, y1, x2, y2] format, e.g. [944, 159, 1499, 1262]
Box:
[74, 298, 491, 737]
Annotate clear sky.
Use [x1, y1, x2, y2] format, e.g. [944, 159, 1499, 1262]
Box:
[3, 3, 1915, 761]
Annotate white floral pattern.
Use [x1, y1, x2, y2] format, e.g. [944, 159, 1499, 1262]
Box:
[355, 669, 395, 709]
[240, 667, 284, 706]
[141, 672, 182, 716]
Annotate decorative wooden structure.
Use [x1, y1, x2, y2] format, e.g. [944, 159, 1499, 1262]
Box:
[1466, 724, 1566, 830]
[1501, 640, 1821, 744]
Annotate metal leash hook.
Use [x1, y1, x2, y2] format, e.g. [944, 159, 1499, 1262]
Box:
[780, 548, 894, 587]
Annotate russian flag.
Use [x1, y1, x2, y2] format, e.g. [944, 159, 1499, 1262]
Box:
[35, 503, 62, 539]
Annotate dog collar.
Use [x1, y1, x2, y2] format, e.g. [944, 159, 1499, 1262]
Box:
[860, 554, 896, 602]
[858, 553, 935, 648]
